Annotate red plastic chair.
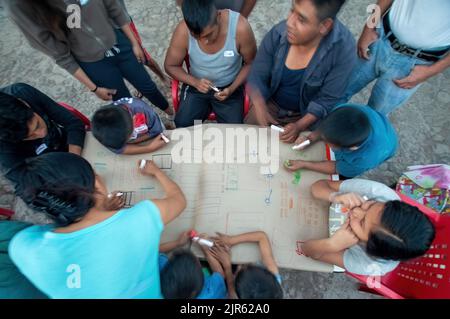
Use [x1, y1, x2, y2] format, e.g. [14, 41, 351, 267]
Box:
[346, 193, 450, 299]
[58, 102, 91, 131]
[0, 207, 14, 220]
[171, 56, 250, 121]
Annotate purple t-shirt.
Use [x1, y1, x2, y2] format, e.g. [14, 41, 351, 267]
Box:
[109, 98, 164, 154]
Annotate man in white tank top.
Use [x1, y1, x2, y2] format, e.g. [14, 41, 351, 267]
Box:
[165, 0, 257, 128]
[345, 0, 450, 115]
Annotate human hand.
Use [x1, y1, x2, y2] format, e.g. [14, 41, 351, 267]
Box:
[103, 191, 125, 211]
[194, 78, 213, 94]
[209, 242, 232, 270]
[331, 192, 366, 210]
[280, 123, 301, 144]
[214, 87, 232, 101]
[330, 219, 359, 251]
[211, 232, 233, 247]
[138, 160, 160, 177]
[176, 230, 192, 247]
[95, 87, 117, 101]
[132, 44, 146, 64]
[393, 64, 434, 89]
[293, 135, 311, 151]
[357, 26, 379, 60]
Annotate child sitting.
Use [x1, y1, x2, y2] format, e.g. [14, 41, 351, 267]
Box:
[210, 231, 283, 299]
[285, 104, 398, 179]
[159, 231, 227, 299]
[92, 97, 167, 155]
[301, 178, 436, 276]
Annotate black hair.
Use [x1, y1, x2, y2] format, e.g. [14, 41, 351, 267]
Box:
[0, 92, 35, 143]
[182, 0, 217, 36]
[235, 265, 283, 299]
[17, 152, 96, 227]
[160, 250, 204, 299]
[92, 104, 133, 150]
[318, 105, 371, 148]
[367, 201, 436, 261]
[307, 0, 346, 21]
[22, 0, 68, 37]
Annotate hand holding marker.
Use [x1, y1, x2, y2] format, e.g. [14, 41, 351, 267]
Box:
[190, 230, 215, 248]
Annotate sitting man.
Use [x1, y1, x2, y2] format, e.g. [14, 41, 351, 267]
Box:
[165, 0, 257, 127]
[285, 104, 398, 179]
[245, 0, 356, 143]
[0, 83, 86, 184]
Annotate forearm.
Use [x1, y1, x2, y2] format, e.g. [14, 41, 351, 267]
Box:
[295, 113, 319, 131]
[154, 170, 184, 199]
[121, 23, 139, 46]
[427, 53, 450, 77]
[205, 253, 225, 276]
[73, 68, 97, 91]
[224, 266, 237, 299]
[159, 240, 181, 253]
[228, 64, 251, 93]
[229, 231, 264, 246]
[301, 160, 337, 175]
[311, 180, 340, 202]
[302, 238, 338, 259]
[166, 65, 199, 87]
[68, 145, 82, 156]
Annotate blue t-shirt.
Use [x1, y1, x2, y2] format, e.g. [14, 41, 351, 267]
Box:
[159, 254, 227, 299]
[109, 98, 164, 154]
[272, 65, 305, 112]
[9, 200, 164, 299]
[333, 104, 398, 177]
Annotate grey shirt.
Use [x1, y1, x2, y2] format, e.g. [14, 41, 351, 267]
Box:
[339, 179, 401, 276]
[4, 0, 131, 75]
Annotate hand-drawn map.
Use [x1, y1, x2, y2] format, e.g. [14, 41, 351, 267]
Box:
[83, 124, 333, 272]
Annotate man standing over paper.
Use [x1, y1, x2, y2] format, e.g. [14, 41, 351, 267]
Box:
[245, 0, 356, 144]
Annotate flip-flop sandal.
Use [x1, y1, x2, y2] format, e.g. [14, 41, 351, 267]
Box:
[0, 207, 14, 220]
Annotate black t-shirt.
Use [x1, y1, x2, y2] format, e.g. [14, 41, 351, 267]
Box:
[0, 83, 86, 183]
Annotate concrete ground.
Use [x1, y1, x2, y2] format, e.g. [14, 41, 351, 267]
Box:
[0, 0, 449, 299]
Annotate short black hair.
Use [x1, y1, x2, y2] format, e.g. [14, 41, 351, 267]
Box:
[92, 104, 133, 150]
[182, 0, 217, 36]
[309, 0, 346, 21]
[235, 265, 283, 299]
[367, 201, 436, 261]
[0, 92, 35, 143]
[160, 250, 204, 299]
[318, 105, 371, 148]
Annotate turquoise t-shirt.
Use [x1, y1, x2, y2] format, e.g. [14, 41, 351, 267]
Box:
[8, 200, 164, 299]
[333, 104, 398, 177]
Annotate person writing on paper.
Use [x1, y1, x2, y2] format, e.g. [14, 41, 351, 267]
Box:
[301, 178, 435, 276]
[285, 104, 398, 179]
[9, 153, 186, 298]
[158, 231, 228, 299]
[91, 98, 168, 155]
[165, 0, 257, 127]
[245, 0, 356, 144]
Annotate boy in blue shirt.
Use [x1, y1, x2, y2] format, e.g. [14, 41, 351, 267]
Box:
[285, 104, 398, 178]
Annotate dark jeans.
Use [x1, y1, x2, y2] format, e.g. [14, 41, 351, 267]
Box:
[175, 84, 244, 128]
[78, 30, 169, 111]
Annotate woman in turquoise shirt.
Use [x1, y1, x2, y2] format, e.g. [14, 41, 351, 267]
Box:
[9, 152, 186, 299]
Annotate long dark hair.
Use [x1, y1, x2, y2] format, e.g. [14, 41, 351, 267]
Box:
[22, 0, 68, 37]
[16, 153, 97, 227]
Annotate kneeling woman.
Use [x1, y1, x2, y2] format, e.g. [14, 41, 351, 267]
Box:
[9, 152, 186, 299]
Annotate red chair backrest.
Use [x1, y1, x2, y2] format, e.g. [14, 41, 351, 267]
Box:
[58, 102, 91, 131]
[347, 193, 450, 299]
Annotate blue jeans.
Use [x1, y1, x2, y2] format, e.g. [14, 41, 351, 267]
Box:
[78, 30, 169, 111]
[345, 25, 431, 115]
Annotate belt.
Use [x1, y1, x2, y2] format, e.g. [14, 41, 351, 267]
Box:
[382, 13, 449, 63]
